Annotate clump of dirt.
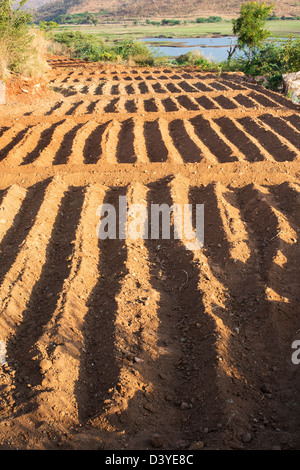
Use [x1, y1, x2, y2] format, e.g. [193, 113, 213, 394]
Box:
[5, 75, 56, 105]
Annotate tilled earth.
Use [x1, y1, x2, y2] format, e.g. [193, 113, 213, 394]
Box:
[0, 56, 299, 450]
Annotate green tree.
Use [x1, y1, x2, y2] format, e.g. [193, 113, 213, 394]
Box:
[0, 0, 32, 38]
[39, 20, 59, 32]
[0, 0, 35, 74]
[232, 1, 274, 61]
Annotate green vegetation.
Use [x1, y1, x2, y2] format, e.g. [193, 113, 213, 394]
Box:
[53, 30, 218, 71]
[145, 18, 182, 26]
[225, 37, 300, 89]
[195, 16, 222, 23]
[54, 12, 101, 25]
[145, 20, 161, 26]
[268, 13, 300, 20]
[175, 51, 214, 69]
[222, 1, 300, 90]
[39, 20, 59, 32]
[0, 0, 48, 77]
[232, 0, 274, 61]
[161, 19, 181, 26]
[53, 31, 156, 65]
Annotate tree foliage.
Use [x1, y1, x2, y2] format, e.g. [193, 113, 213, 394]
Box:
[232, 1, 274, 60]
[0, 0, 35, 74]
[0, 0, 32, 38]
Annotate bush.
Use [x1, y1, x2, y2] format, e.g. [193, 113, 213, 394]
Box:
[131, 53, 154, 66]
[161, 19, 181, 26]
[222, 37, 300, 90]
[176, 51, 213, 69]
[0, 0, 48, 77]
[54, 32, 156, 65]
[54, 32, 113, 61]
[244, 38, 300, 79]
[113, 39, 151, 60]
[268, 14, 300, 20]
[196, 16, 222, 23]
[145, 20, 160, 26]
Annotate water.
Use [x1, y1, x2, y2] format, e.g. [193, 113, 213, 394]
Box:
[141, 36, 292, 63]
[141, 36, 238, 62]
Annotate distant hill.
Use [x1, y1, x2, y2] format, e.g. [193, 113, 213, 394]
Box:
[27, 0, 300, 21]
[20, 0, 53, 10]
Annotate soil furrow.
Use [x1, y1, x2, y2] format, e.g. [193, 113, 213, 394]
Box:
[238, 117, 297, 162]
[144, 120, 169, 163]
[190, 115, 236, 163]
[284, 114, 300, 131]
[33, 184, 106, 427]
[53, 123, 85, 165]
[0, 180, 67, 342]
[257, 114, 300, 151]
[213, 95, 238, 110]
[8, 186, 85, 414]
[0, 126, 32, 163]
[161, 97, 179, 112]
[83, 122, 110, 164]
[139, 177, 223, 448]
[21, 121, 65, 165]
[242, 83, 299, 110]
[168, 119, 203, 163]
[0, 185, 27, 245]
[0, 180, 50, 287]
[116, 118, 136, 163]
[214, 117, 264, 162]
[188, 183, 285, 445]
[175, 95, 199, 111]
[77, 186, 128, 424]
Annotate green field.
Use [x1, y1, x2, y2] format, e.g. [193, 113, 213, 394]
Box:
[56, 20, 300, 39]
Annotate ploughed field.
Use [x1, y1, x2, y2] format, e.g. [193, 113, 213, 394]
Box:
[0, 56, 299, 450]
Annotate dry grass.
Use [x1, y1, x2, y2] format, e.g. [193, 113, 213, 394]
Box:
[0, 41, 9, 79]
[54, 0, 300, 18]
[0, 29, 50, 79]
[47, 37, 74, 58]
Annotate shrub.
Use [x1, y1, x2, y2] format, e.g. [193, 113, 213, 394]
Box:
[113, 39, 151, 60]
[222, 37, 300, 90]
[196, 16, 222, 23]
[243, 38, 300, 78]
[161, 19, 181, 26]
[54, 33, 156, 65]
[176, 51, 213, 69]
[54, 32, 113, 61]
[0, 0, 49, 77]
[131, 53, 154, 66]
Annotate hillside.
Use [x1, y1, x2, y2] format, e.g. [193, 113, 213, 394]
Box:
[31, 0, 300, 21]
[23, 0, 51, 9]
